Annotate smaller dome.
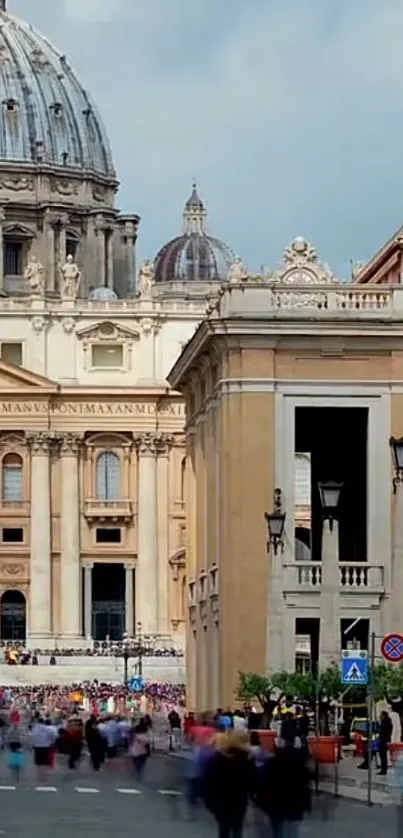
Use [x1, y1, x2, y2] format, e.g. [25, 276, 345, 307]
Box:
[88, 286, 118, 301]
[154, 184, 234, 283]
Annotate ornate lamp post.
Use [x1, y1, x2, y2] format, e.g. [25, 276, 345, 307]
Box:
[318, 481, 343, 530]
[390, 437, 403, 492]
[264, 488, 286, 554]
[122, 631, 130, 685]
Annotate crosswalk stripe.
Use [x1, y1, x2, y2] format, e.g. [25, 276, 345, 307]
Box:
[116, 788, 142, 794]
[35, 786, 57, 792]
[75, 788, 100, 794]
[158, 789, 182, 796]
[0, 786, 16, 791]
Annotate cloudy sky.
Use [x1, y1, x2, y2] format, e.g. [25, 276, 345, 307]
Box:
[9, 0, 403, 274]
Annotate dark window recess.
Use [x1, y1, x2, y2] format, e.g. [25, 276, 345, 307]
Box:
[4, 241, 22, 275]
[96, 528, 121, 544]
[66, 237, 77, 258]
[2, 528, 23, 543]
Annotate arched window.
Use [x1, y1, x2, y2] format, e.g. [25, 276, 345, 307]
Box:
[2, 453, 23, 503]
[95, 451, 120, 501]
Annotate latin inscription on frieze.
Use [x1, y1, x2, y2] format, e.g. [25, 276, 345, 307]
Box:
[0, 401, 185, 417]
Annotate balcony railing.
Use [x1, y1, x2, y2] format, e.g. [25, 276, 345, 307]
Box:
[283, 561, 384, 593]
[83, 499, 134, 521]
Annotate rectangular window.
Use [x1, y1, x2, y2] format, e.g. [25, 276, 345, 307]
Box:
[2, 527, 23, 543]
[96, 528, 121, 544]
[1, 342, 22, 366]
[91, 344, 123, 369]
[4, 241, 22, 276]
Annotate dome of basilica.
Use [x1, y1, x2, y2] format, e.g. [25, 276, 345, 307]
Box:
[153, 185, 234, 283]
[0, 2, 115, 177]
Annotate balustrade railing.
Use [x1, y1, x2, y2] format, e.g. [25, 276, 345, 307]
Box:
[284, 561, 384, 591]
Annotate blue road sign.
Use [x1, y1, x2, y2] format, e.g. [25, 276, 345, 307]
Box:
[128, 676, 144, 693]
[341, 650, 368, 685]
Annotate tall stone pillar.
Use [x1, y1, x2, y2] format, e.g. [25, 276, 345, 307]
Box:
[125, 564, 134, 635]
[135, 433, 159, 634]
[106, 229, 114, 289]
[392, 484, 403, 630]
[95, 215, 106, 287]
[59, 434, 82, 644]
[319, 520, 340, 668]
[0, 205, 6, 293]
[27, 432, 53, 642]
[58, 214, 68, 267]
[266, 545, 285, 672]
[44, 210, 56, 292]
[84, 564, 93, 640]
[156, 437, 172, 633]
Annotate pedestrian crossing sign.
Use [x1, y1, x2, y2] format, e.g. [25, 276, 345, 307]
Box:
[128, 677, 144, 692]
[341, 650, 368, 685]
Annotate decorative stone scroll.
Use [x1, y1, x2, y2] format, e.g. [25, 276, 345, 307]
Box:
[134, 432, 174, 457]
[59, 432, 82, 456]
[274, 236, 336, 285]
[26, 431, 55, 455]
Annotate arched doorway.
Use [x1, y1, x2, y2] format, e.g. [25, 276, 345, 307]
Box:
[1, 590, 26, 640]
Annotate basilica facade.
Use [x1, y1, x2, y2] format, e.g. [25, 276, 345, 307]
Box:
[0, 3, 237, 647]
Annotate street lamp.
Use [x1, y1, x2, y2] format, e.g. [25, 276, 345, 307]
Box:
[122, 631, 130, 685]
[317, 481, 343, 531]
[390, 437, 403, 493]
[264, 488, 286, 555]
[135, 621, 143, 678]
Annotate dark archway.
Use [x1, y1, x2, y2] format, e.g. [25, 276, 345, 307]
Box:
[1, 589, 26, 640]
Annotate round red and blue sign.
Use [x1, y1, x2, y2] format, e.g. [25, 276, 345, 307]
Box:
[381, 633, 403, 663]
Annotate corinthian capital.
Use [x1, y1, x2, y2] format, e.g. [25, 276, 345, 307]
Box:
[135, 432, 174, 457]
[26, 431, 55, 455]
[59, 432, 82, 456]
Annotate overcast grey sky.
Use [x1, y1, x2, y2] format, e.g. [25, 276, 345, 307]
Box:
[9, 0, 403, 274]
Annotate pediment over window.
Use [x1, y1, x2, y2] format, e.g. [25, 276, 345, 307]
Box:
[0, 360, 57, 390]
[76, 321, 140, 342]
[85, 432, 133, 447]
[3, 223, 35, 239]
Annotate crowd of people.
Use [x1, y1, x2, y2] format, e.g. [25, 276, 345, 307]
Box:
[184, 715, 312, 838]
[1, 642, 184, 664]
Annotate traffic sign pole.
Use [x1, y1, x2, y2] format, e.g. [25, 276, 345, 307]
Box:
[367, 631, 376, 808]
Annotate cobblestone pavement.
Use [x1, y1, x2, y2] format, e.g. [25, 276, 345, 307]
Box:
[0, 752, 400, 836]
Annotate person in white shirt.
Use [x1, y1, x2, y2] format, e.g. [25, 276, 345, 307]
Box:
[30, 718, 56, 776]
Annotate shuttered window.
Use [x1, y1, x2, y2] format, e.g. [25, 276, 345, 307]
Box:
[2, 454, 23, 502]
[95, 451, 120, 500]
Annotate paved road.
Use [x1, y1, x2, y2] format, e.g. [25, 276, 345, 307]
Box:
[0, 752, 400, 836]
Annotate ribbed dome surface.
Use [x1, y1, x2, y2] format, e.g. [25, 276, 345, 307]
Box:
[153, 184, 233, 283]
[0, 7, 115, 176]
[154, 233, 233, 283]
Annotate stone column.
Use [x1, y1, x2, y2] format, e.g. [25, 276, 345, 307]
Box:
[95, 215, 106, 287]
[392, 484, 403, 631]
[84, 564, 93, 640]
[266, 544, 285, 672]
[27, 432, 53, 642]
[45, 211, 56, 292]
[59, 433, 82, 644]
[156, 437, 172, 634]
[58, 214, 68, 267]
[106, 229, 114, 289]
[135, 433, 159, 634]
[319, 520, 340, 668]
[0, 205, 6, 293]
[125, 564, 134, 635]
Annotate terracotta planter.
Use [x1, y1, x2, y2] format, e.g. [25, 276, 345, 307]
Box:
[252, 729, 277, 753]
[388, 742, 403, 763]
[308, 735, 340, 764]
